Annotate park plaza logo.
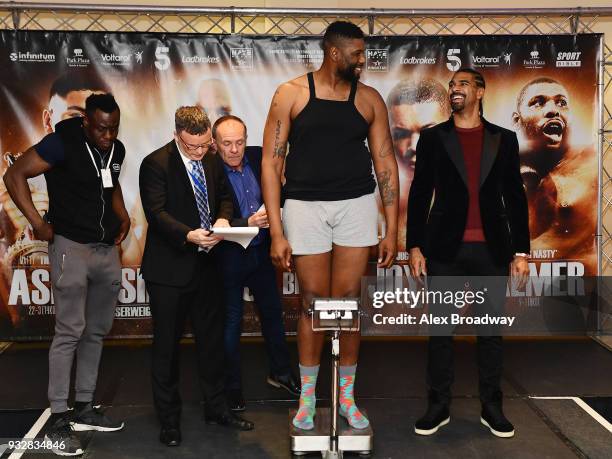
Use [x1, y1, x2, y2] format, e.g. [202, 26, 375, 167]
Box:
[523, 49, 546, 68]
[230, 48, 253, 70]
[9, 50, 56, 63]
[366, 49, 389, 72]
[100, 49, 143, 66]
[556, 51, 581, 67]
[66, 48, 90, 67]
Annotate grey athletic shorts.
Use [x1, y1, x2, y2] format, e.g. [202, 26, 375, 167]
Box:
[282, 193, 379, 255]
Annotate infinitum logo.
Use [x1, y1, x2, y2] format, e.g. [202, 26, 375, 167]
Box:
[556, 51, 581, 68]
[9, 50, 56, 63]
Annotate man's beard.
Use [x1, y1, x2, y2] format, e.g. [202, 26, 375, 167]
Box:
[451, 101, 465, 112]
[337, 63, 360, 82]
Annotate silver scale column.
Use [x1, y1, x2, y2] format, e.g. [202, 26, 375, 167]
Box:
[290, 298, 373, 458]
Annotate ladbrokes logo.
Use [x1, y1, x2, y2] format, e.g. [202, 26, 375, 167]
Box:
[181, 54, 220, 65]
[9, 50, 55, 63]
[66, 48, 90, 68]
[523, 49, 546, 69]
[100, 49, 143, 66]
[399, 55, 436, 66]
[366, 49, 388, 72]
[556, 51, 581, 68]
[230, 48, 253, 70]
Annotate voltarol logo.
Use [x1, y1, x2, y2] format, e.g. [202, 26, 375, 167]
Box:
[471, 52, 511, 68]
[230, 48, 253, 70]
[366, 49, 389, 72]
[101, 49, 143, 67]
[556, 51, 581, 67]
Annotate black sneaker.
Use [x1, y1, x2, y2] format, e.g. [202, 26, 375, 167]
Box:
[227, 390, 246, 412]
[44, 415, 84, 456]
[414, 404, 450, 435]
[71, 403, 124, 432]
[481, 403, 515, 438]
[267, 372, 301, 396]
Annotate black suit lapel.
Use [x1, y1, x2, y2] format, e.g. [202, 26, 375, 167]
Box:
[170, 144, 198, 209]
[479, 126, 501, 188]
[439, 125, 468, 187]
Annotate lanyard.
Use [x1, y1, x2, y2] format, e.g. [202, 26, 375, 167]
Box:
[85, 141, 114, 178]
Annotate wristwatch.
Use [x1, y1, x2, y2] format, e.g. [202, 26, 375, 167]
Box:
[514, 252, 529, 258]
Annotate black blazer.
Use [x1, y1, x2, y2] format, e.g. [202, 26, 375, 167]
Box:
[407, 118, 529, 265]
[139, 141, 233, 287]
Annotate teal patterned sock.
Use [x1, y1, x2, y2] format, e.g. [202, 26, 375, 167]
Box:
[292, 364, 319, 430]
[338, 365, 369, 429]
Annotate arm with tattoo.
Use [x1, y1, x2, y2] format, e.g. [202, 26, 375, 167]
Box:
[368, 89, 399, 238]
[273, 119, 288, 159]
[262, 84, 292, 239]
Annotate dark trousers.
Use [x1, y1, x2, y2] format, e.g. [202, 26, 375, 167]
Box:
[147, 255, 227, 427]
[426, 242, 509, 406]
[220, 242, 290, 391]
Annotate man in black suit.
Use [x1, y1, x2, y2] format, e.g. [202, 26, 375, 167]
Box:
[407, 68, 530, 438]
[139, 106, 254, 447]
[212, 115, 299, 412]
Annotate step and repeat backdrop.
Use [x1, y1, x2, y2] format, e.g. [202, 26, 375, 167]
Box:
[0, 31, 601, 338]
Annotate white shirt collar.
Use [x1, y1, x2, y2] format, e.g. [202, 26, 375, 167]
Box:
[175, 140, 197, 171]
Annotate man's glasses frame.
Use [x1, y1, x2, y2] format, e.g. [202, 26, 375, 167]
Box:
[178, 133, 214, 152]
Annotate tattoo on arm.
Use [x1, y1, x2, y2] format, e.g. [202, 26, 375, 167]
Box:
[273, 120, 287, 158]
[272, 89, 280, 108]
[377, 170, 397, 206]
[377, 136, 394, 158]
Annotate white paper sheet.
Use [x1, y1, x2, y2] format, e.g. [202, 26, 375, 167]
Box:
[211, 227, 259, 249]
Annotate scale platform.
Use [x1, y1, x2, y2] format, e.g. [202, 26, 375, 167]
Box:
[289, 408, 373, 456]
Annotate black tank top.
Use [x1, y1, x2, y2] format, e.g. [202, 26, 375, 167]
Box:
[283, 72, 376, 201]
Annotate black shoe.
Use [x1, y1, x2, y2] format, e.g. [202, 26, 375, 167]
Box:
[227, 390, 246, 412]
[205, 410, 254, 431]
[414, 404, 450, 436]
[71, 403, 124, 432]
[44, 415, 84, 456]
[267, 372, 300, 396]
[481, 403, 514, 438]
[159, 426, 182, 446]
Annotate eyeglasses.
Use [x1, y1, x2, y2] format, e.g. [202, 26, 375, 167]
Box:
[178, 134, 214, 152]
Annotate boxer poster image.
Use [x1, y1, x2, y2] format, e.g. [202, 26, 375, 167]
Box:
[0, 31, 600, 338]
